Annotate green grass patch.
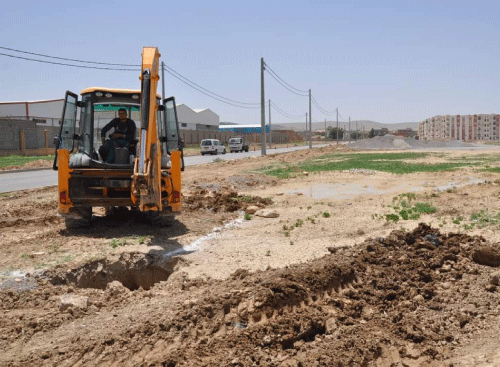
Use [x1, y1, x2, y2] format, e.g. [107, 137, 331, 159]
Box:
[258, 152, 468, 178]
[378, 193, 437, 223]
[480, 167, 500, 173]
[0, 155, 54, 168]
[469, 210, 500, 228]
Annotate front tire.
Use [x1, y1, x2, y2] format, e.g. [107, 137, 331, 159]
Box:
[222, 148, 226, 154]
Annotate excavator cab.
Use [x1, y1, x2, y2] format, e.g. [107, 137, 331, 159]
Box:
[53, 47, 183, 228]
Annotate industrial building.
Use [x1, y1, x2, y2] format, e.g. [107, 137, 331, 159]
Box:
[0, 99, 64, 125]
[176, 104, 219, 131]
[419, 114, 500, 141]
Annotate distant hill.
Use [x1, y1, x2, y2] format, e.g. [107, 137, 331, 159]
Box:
[273, 120, 419, 132]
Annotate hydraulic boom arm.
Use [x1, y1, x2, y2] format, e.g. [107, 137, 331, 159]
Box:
[132, 47, 162, 211]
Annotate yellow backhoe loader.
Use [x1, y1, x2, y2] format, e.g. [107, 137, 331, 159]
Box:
[53, 47, 184, 228]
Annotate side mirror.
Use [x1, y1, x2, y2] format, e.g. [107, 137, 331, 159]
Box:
[53, 135, 60, 147]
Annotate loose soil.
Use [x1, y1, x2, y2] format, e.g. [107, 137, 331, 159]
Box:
[2, 144, 500, 366]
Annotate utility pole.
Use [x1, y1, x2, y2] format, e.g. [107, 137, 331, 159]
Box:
[305, 113, 308, 143]
[336, 108, 339, 145]
[161, 61, 166, 102]
[356, 121, 358, 141]
[324, 118, 327, 140]
[161, 62, 166, 138]
[261, 58, 266, 155]
[308, 89, 312, 149]
[349, 116, 351, 142]
[363, 126, 365, 139]
[269, 99, 272, 148]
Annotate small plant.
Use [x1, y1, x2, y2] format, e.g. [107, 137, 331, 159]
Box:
[322, 211, 330, 218]
[239, 196, 254, 203]
[282, 224, 288, 230]
[289, 241, 294, 245]
[385, 214, 400, 223]
[135, 235, 150, 245]
[265, 250, 271, 256]
[213, 157, 223, 163]
[244, 213, 252, 221]
[110, 238, 127, 248]
[294, 219, 304, 227]
[284, 231, 290, 237]
[452, 215, 463, 225]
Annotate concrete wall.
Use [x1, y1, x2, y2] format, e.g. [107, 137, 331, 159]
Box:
[0, 119, 59, 154]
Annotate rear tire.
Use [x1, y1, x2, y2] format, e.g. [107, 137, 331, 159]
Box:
[64, 207, 92, 229]
[142, 211, 163, 226]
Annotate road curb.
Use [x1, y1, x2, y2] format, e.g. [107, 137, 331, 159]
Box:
[0, 167, 53, 175]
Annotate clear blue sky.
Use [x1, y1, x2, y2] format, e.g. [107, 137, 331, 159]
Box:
[1, 0, 498, 125]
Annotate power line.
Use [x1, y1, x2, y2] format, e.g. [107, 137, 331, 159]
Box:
[0, 47, 264, 109]
[164, 66, 264, 109]
[163, 64, 260, 106]
[264, 62, 309, 94]
[0, 46, 140, 66]
[311, 95, 335, 115]
[265, 69, 309, 97]
[0, 52, 139, 71]
[270, 101, 305, 119]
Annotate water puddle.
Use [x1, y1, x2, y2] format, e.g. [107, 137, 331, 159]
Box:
[286, 177, 486, 200]
[435, 178, 486, 192]
[162, 216, 245, 258]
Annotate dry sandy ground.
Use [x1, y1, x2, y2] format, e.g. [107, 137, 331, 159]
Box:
[2, 144, 500, 366]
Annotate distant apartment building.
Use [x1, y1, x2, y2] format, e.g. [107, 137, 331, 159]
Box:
[419, 114, 500, 141]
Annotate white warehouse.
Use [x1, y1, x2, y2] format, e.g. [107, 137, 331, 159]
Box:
[0, 99, 64, 125]
[176, 104, 219, 131]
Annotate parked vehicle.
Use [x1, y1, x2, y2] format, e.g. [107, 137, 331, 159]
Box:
[228, 136, 249, 153]
[200, 139, 226, 155]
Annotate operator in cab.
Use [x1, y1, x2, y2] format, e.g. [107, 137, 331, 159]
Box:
[99, 108, 137, 163]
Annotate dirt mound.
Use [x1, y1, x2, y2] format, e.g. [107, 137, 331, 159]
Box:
[0, 159, 52, 171]
[2, 223, 500, 366]
[347, 135, 476, 150]
[0, 199, 59, 228]
[183, 187, 272, 213]
[226, 174, 278, 190]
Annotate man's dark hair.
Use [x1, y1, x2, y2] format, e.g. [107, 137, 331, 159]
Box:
[118, 108, 127, 114]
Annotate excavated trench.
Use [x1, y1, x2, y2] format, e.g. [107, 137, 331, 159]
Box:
[47, 252, 180, 291]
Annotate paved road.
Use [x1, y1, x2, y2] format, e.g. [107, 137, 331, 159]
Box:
[0, 144, 329, 193]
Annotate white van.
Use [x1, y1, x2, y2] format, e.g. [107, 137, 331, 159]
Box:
[228, 136, 249, 153]
[200, 139, 226, 155]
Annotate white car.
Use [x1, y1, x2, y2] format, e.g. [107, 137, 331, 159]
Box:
[200, 139, 226, 155]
